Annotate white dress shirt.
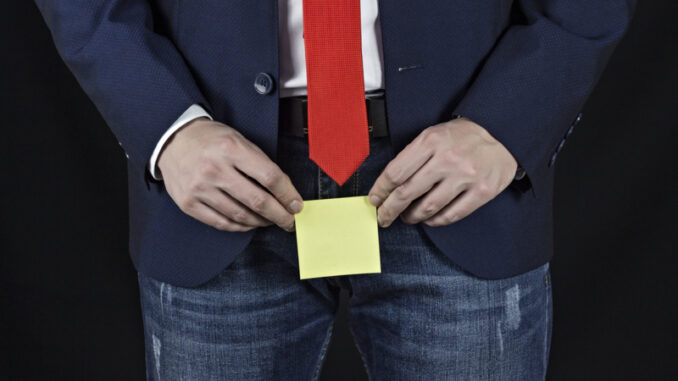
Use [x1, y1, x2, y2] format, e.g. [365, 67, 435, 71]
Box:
[148, 0, 385, 180]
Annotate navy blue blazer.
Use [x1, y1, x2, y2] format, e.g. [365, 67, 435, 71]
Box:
[35, 0, 635, 287]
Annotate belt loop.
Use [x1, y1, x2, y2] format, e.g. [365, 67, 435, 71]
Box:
[365, 98, 372, 138]
[301, 97, 308, 134]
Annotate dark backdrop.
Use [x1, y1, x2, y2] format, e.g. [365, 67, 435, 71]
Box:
[2, 1, 676, 380]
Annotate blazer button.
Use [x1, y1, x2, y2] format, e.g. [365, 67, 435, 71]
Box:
[254, 72, 274, 95]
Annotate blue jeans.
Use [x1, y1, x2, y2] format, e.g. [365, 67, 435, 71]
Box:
[138, 134, 553, 380]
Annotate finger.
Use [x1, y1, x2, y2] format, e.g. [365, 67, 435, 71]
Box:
[375, 160, 443, 227]
[197, 187, 273, 227]
[399, 178, 469, 225]
[422, 184, 489, 227]
[367, 139, 433, 207]
[188, 200, 255, 232]
[233, 151, 304, 214]
[218, 167, 296, 231]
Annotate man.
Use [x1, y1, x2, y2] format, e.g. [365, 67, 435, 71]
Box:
[35, 0, 634, 379]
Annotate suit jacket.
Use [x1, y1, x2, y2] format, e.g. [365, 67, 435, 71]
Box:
[35, 0, 635, 287]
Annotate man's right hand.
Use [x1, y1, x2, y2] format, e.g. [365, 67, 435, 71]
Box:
[157, 118, 303, 232]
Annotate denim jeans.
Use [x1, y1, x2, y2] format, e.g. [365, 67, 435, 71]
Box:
[137, 133, 553, 380]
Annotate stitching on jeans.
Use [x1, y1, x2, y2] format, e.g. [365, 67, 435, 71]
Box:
[543, 267, 552, 377]
[347, 319, 372, 380]
[486, 279, 493, 380]
[543, 289, 549, 377]
[311, 322, 335, 381]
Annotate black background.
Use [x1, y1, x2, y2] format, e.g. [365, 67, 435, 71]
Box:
[2, 1, 676, 380]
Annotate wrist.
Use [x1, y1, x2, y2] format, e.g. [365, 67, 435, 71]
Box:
[451, 114, 524, 182]
[157, 116, 210, 174]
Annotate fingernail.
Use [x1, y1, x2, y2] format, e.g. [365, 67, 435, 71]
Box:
[286, 221, 296, 232]
[369, 195, 381, 206]
[377, 215, 383, 227]
[289, 200, 303, 214]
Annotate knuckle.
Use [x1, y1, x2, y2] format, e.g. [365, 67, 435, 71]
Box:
[249, 193, 267, 212]
[219, 220, 242, 232]
[187, 180, 205, 194]
[213, 219, 229, 231]
[260, 168, 282, 188]
[418, 166, 434, 178]
[393, 185, 410, 201]
[384, 165, 404, 185]
[442, 215, 456, 225]
[459, 162, 478, 178]
[196, 158, 218, 179]
[422, 201, 439, 217]
[216, 135, 238, 152]
[442, 149, 461, 165]
[476, 182, 493, 197]
[422, 127, 440, 144]
[453, 212, 465, 222]
[219, 178, 235, 194]
[231, 209, 249, 223]
[177, 195, 194, 212]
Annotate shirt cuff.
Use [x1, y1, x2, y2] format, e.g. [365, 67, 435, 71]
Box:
[148, 104, 213, 180]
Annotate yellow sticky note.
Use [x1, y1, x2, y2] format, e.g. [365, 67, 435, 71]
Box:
[294, 195, 381, 280]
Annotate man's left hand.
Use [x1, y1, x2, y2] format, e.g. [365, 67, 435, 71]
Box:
[368, 117, 518, 228]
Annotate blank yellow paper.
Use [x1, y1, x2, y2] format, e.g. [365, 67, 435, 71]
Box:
[294, 195, 381, 280]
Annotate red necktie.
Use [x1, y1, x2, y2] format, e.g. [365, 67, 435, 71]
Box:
[302, 0, 370, 186]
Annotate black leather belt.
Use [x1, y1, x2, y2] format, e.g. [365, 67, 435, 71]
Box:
[279, 92, 389, 139]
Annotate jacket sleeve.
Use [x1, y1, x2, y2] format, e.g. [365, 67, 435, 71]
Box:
[452, 0, 637, 198]
[33, 0, 212, 178]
